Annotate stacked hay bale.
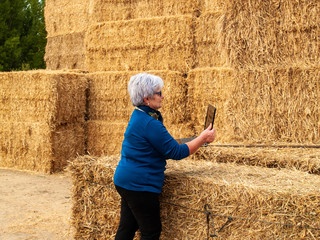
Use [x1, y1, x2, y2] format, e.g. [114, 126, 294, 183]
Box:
[0, 70, 87, 173]
[81, 0, 204, 155]
[189, 0, 320, 144]
[44, 0, 91, 70]
[42, 0, 320, 239]
[70, 155, 320, 239]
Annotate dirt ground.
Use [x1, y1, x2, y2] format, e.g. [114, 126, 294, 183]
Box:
[0, 168, 74, 240]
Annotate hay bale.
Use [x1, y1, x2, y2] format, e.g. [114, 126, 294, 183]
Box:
[69, 155, 122, 240]
[193, 146, 320, 175]
[0, 122, 52, 172]
[89, 0, 132, 22]
[187, 66, 320, 144]
[87, 71, 134, 122]
[70, 155, 320, 239]
[0, 70, 87, 173]
[85, 15, 195, 73]
[0, 122, 85, 173]
[45, 32, 87, 70]
[222, 0, 320, 68]
[228, 65, 320, 144]
[44, 0, 91, 36]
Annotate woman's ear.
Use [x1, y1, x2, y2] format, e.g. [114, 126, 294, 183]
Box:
[143, 97, 149, 105]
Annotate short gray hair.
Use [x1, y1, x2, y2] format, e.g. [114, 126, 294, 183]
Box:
[128, 73, 164, 106]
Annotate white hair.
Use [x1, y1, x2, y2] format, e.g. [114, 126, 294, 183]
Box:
[128, 73, 164, 106]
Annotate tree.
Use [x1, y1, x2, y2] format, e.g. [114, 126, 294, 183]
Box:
[0, 0, 46, 71]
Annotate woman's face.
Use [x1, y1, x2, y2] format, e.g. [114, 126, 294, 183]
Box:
[148, 89, 164, 111]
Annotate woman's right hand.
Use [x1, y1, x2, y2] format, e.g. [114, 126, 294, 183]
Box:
[186, 124, 216, 155]
[200, 123, 216, 144]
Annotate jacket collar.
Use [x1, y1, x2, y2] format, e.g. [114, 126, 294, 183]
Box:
[136, 105, 163, 122]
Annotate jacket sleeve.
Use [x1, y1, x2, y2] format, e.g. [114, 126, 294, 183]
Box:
[145, 119, 190, 160]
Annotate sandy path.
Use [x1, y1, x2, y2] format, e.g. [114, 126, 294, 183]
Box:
[0, 168, 74, 240]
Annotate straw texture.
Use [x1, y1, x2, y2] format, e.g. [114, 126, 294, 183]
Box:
[45, 32, 87, 70]
[187, 66, 320, 144]
[222, 0, 320, 68]
[194, 146, 320, 175]
[70, 155, 320, 239]
[85, 15, 195, 73]
[0, 70, 87, 173]
[90, 0, 201, 23]
[44, 0, 91, 37]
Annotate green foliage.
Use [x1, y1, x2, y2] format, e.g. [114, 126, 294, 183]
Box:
[0, 0, 46, 71]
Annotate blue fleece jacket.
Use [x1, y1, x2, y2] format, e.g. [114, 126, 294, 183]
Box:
[113, 106, 190, 193]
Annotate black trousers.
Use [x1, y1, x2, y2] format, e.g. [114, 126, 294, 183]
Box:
[115, 185, 162, 240]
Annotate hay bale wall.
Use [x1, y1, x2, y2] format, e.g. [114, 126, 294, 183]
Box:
[43, 1, 320, 238]
[43, 0, 320, 145]
[228, 66, 320, 144]
[70, 155, 320, 239]
[0, 71, 87, 173]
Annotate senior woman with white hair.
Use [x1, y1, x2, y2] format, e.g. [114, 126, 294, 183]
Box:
[113, 73, 216, 240]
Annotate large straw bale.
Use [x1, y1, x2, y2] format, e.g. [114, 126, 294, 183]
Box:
[85, 15, 195, 73]
[0, 122, 52, 172]
[52, 123, 86, 172]
[70, 155, 320, 239]
[89, 0, 131, 23]
[187, 66, 320, 144]
[69, 155, 122, 240]
[87, 71, 133, 122]
[0, 70, 87, 172]
[222, 0, 320, 68]
[228, 65, 320, 144]
[0, 71, 87, 124]
[0, 122, 85, 173]
[45, 32, 86, 70]
[44, 0, 91, 36]
[194, 146, 320, 175]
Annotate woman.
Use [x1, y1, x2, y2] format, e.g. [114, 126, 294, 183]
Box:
[113, 73, 216, 240]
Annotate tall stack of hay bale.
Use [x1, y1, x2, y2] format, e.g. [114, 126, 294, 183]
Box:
[0, 71, 87, 173]
[42, 0, 320, 239]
